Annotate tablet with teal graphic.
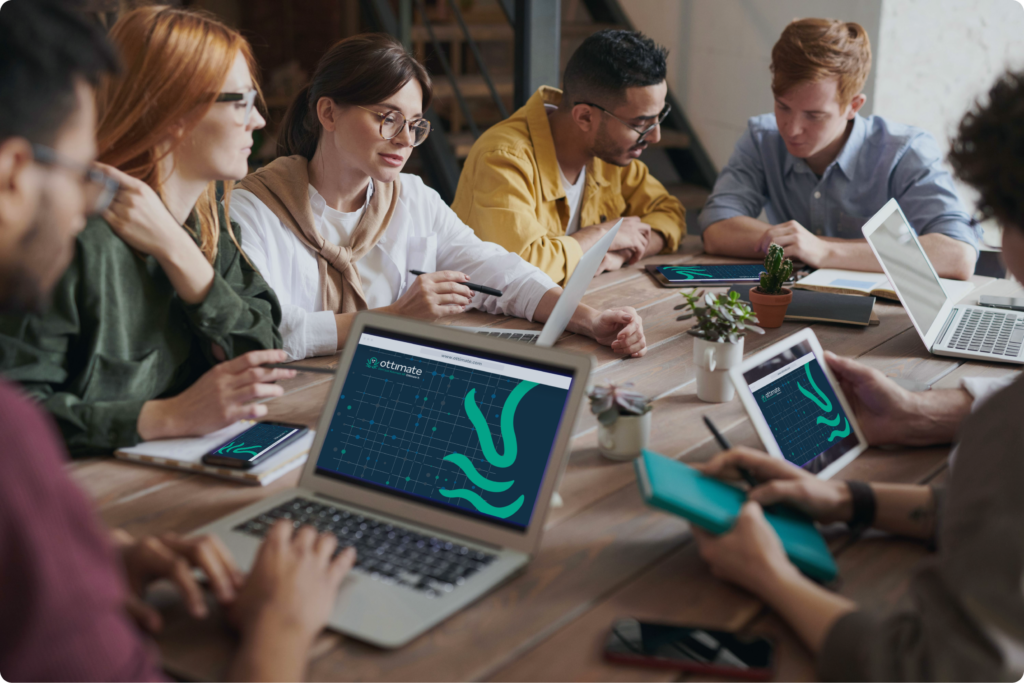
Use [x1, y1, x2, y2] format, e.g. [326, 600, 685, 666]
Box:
[728, 328, 868, 479]
[649, 264, 780, 287]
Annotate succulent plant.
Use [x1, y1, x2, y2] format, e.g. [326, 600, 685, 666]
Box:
[759, 243, 794, 295]
[675, 289, 765, 344]
[588, 381, 652, 426]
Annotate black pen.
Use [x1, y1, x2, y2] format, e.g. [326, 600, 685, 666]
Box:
[409, 270, 503, 297]
[703, 415, 759, 489]
[264, 363, 336, 375]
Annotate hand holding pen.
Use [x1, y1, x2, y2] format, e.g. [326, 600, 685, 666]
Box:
[408, 270, 502, 297]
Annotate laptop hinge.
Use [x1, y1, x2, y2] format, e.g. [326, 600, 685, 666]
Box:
[936, 308, 959, 347]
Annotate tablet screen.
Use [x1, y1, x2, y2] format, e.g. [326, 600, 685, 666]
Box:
[656, 264, 765, 283]
[741, 339, 860, 474]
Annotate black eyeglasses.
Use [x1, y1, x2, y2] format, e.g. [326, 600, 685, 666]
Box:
[215, 89, 259, 126]
[576, 101, 671, 143]
[358, 106, 432, 147]
[31, 143, 119, 215]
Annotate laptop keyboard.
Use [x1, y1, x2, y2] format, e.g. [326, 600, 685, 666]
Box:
[474, 330, 538, 344]
[946, 309, 1024, 357]
[235, 497, 497, 597]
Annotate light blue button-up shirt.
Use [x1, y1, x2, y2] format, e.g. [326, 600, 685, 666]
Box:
[698, 114, 979, 252]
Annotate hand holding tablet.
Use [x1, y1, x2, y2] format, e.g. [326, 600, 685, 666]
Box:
[728, 329, 868, 478]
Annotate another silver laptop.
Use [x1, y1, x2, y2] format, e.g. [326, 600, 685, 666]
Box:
[191, 312, 593, 648]
[862, 198, 1023, 365]
[455, 219, 622, 346]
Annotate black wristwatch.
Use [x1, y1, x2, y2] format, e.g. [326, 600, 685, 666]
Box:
[845, 480, 876, 536]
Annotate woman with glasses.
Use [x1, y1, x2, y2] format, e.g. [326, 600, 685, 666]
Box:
[231, 33, 648, 361]
[0, 6, 297, 457]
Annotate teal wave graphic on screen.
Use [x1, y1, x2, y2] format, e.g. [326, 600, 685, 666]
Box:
[216, 440, 261, 456]
[797, 363, 850, 443]
[662, 265, 711, 279]
[438, 380, 537, 518]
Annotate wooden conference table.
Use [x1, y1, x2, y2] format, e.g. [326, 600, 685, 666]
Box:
[69, 237, 1022, 681]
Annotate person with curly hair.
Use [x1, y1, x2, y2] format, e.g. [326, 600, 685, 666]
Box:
[452, 30, 686, 284]
[700, 18, 979, 280]
[686, 70, 1024, 682]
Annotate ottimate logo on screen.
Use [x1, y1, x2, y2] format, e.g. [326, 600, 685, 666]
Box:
[366, 356, 423, 376]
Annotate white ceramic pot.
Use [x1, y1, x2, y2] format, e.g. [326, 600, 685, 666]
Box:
[693, 336, 744, 403]
[598, 411, 651, 461]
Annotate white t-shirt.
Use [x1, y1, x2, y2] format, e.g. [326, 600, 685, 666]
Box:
[559, 165, 586, 236]
[548, 102, 587, 235]
[311, 182, 392, 310]
[231, 173, 556, 360]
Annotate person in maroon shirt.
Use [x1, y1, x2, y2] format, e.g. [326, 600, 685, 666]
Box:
[0, 2, 356, 680]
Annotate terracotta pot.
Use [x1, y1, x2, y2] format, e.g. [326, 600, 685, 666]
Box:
[749, 287, 793, 328]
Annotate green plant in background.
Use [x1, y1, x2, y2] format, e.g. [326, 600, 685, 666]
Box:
[588, 382, 652, 426]
[758, 243, 793, 294]
[675, 289, 764, 344]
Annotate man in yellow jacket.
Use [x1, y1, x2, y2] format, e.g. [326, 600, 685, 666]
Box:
[452, 30, 686, 285]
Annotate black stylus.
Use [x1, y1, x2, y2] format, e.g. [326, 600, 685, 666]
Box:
[703, 415, 759, 488]
[263, 363, 335, 375]
[409, 270, 503, 297]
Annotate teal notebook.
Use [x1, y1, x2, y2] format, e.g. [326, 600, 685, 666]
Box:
[635, 449, 838, 582]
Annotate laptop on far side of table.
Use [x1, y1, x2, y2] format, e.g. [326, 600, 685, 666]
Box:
[454, 219, 622, 346]
[862, 198, 1023, 365]
[191, 312, 593, 648]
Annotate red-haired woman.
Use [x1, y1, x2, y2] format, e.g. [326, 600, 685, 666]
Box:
[0, 6, 358, 680]
[0, 6, 296, 456]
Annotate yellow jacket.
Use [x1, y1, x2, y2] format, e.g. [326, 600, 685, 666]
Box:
[452, 86, 686, 284]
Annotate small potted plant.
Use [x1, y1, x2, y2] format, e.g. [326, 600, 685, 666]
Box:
[589, 382, 652, 461]
[748, 243, 794, 328]
[676, 289, 764, 402]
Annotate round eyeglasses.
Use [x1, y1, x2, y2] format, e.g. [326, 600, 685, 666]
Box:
[358, 106, 432, 147]
[31, 143, 120, 215]
[215, 89, 259, 126]
[576, 101, 671, 144]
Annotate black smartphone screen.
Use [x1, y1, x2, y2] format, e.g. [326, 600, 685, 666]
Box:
[209, 422, 302, 462]
[605, 619, 772, 673]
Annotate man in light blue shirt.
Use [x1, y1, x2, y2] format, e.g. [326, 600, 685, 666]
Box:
[699, 18, 978, 280]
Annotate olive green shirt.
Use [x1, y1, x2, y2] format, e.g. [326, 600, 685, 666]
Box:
[0, 211, 282, 457]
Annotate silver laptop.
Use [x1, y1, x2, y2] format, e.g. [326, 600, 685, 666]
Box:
[192, 312, 593, 648]
[863, 198, 1023, 365]
[455, 219, 622, 346]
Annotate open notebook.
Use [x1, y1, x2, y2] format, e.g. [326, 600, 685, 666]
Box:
[114, 421, 313, 486]
[794, 268, 974, 301]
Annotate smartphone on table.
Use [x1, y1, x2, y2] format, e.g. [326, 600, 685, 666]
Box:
[201, 421, 308, 469]
[604, 618, 774, 680]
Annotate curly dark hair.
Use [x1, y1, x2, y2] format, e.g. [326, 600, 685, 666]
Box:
[949, 70, 1024, 232]
[561, 29, 668, 109]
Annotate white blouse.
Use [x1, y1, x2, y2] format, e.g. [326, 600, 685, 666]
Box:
[231, 173, 556, 360]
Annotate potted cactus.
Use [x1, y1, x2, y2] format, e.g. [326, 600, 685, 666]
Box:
[748, 243, 794, 328]
[589, 382, 652, 460]
[676, 289, 764, 402]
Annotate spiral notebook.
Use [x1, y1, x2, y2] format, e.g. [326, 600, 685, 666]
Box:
[114, 421, 313, 486]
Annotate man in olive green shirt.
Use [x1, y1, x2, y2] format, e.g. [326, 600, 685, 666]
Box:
[0, 209, 283, 456]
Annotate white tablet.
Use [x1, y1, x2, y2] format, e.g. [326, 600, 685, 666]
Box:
[728, 328, 868, 479]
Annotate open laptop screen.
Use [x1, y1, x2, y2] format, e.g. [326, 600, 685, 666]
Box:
[314, 328, 575, 532]
[867, 210, 948, 333]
